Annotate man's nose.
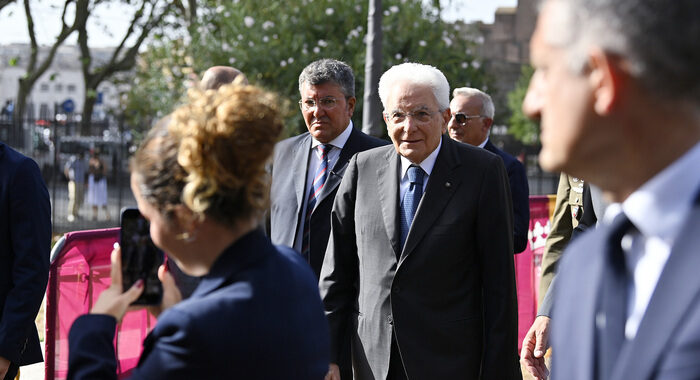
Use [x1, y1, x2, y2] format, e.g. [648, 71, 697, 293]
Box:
[522, 72, 543, 122]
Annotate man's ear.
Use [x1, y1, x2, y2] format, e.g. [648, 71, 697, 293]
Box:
[588, 48, 626, 115]
[441, 108, 451, 133]
[346, 96, 356, 116]
[483, 117, 494, 133]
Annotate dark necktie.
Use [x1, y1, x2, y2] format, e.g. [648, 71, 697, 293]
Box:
[400, 165, 425, 249]
[301, 144, 330, 261]
[596, 211, 634, 380]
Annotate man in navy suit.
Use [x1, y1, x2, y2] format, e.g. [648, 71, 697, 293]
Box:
[520, 0, 700, 379]
[0, 142, 51, 380]
[448, 87, 530, 253]
[270, 58, 386, 278]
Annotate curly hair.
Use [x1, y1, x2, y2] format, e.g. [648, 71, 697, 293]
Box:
[131, 84, 283, 226]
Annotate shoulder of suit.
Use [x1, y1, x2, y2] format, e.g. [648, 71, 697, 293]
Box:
[276, 132, 309, 148]
[353, 144, 394, 163]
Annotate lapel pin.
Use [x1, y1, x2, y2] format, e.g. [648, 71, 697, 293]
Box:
[445, 182, 451, 188]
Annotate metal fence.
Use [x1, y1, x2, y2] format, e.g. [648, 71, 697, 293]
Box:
[1, 115, 137, 236]
[2, 114, 559, 236]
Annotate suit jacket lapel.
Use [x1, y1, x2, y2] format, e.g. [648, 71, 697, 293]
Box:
[316, 128, 358, 206]
[292, 135, 312, 216]
[378, 148, 401, 258]
[401, 137, 462, 262]
[611, 194, 700, 379]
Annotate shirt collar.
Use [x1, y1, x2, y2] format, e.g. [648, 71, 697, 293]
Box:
[311, 121, 353, 150]
[477, 137, 489, 149]
[400, 138, 442, 178]
[620, 141, 700, 244]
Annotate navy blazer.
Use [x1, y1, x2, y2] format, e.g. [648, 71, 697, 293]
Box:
[484, 140, 530, 253]
[0, 143, 51, 366]
[270, 127, 386, 278]
[67, 230, 330, 380]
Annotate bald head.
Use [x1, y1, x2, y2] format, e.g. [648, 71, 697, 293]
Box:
[200, 66, 248, 90]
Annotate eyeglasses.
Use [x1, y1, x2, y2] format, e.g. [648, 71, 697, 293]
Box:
[453, 113, 483, 125]
[385, 109, 437, 124]
[299, 97, 340, 111]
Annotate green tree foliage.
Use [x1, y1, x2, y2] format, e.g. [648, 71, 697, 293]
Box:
[507, 64, 539, 144]
[125, 0, 488, 138]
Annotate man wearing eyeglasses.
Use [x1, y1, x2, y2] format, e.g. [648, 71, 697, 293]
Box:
[270, 58, 385, 279]
[320, 62, 519, 380]
[448, 87, 530, 253]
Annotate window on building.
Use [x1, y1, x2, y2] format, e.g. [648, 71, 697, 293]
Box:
[67, 84, 76, 93]
[40, 83, 50, 92]
[55, 83, 63, 92]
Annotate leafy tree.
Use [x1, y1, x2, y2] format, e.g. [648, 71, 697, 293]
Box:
[507, 65, 539, 144]
[0, 0, 15, 13]
[76, 0, 170, 135]
[125, 0, 488, 139]
[13, 0, 83, 147]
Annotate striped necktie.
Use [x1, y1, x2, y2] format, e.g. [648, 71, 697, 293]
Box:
[301, 144, 331, 260]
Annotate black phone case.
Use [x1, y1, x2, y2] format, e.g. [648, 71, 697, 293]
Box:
[119, 207, 164, 305]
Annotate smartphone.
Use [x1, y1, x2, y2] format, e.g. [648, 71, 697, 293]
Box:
[120, 207, 164, 305]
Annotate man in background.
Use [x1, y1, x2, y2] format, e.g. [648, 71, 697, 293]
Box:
[269, 58, 385, 278]
[200, 66, 248, 90]
[448, 87, 530, 253]
[269, 58, 385, 380]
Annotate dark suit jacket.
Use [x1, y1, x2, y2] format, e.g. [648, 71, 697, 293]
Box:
[270, 127, 386, 278]
[484, 140, 530, 253]
[320, 136, 520, 380]
[0, 143, 51, 366]
[67, 230, 330, 380]
[551, 190, 700, 380]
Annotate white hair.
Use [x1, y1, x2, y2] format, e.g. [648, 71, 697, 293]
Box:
[541, 0, 700, 104]
[452, 87, 495, 119]
[378, 62, 450, 110]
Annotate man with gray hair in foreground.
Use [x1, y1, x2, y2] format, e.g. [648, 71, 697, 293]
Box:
[448, 87, 530, 253]
[320, 62, 519, 380]
[520, 0, 700, 379]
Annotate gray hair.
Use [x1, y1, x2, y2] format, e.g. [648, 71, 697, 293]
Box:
[378, 62, 450, 110]
[542, 0, 700, 104]
[452, 87, 495, 119]
[298, 59, 355, 98]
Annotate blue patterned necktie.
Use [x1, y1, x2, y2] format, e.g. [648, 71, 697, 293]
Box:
[301, 144, 331, 260]
[400, 165, 425, 249]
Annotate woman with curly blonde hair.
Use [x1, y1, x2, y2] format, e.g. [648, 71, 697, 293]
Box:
[67, 84, 330, 379]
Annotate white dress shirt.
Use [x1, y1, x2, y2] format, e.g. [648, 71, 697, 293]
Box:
[602, 141, 700, 339]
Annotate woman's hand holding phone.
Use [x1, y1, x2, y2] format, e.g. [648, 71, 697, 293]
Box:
[91, 243, 145, 322]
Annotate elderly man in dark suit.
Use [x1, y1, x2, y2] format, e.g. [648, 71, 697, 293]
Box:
[0, 142, 51, 380]
[520, 0, 700, 379]
[448, 87, 530, 253]
[320, 62, 519, 380]
[270, 58, 386, 278]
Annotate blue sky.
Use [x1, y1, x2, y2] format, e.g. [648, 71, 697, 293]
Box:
[0, 0, 518, 48]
